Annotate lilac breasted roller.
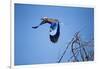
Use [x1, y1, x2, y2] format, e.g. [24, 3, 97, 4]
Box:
[32, 17, 60, 43]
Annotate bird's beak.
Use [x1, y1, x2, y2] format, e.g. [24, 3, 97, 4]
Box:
[41, 18, 44, 21]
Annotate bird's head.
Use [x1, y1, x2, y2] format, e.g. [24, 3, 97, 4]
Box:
[41, 17, 48, 21]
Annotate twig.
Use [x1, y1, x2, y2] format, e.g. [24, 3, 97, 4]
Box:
[58, 38, 74, 63]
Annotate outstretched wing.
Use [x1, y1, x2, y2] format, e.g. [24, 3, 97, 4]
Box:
[32, 26, 39, 29]
[32, 20, 47, 29]
[49, 22, 60, 43]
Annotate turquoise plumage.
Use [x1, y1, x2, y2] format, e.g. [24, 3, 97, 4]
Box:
[32, 17, 60, 43]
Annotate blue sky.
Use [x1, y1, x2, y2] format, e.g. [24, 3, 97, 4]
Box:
[15, 4, 94, 65]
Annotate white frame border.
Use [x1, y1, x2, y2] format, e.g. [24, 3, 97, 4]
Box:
[10, 0, 95, 69]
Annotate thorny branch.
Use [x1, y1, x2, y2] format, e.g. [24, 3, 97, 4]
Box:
[58, 31, 94, 63]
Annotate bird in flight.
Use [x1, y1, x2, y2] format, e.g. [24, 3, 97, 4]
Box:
[32, 17, 60, 43]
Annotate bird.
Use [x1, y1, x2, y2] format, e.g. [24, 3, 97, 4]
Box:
[32, 17, 60, 43]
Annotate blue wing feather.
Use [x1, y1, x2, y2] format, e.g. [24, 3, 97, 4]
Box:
[49, 22, 60, 43]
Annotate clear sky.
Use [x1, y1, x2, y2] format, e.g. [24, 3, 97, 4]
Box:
[15, 3, 94, 65]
